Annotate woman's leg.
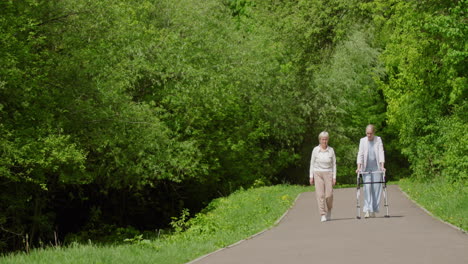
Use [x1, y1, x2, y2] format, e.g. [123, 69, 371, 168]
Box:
[362, 173, 371, 213]
[371, 173, 383, 213]
[314, 172, 326, 216]
[324, 172, 334, 213]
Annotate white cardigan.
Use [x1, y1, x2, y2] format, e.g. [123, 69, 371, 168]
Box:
[309, 146, 336, 179]
[357, 136, 385, 170]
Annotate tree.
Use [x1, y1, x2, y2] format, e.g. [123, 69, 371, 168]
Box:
[374, 0, 467, 182]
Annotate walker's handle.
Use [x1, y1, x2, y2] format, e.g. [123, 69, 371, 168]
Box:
[359, 170, 386, 175]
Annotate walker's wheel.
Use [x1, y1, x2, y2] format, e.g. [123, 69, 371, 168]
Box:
[356, 216, 361, 219]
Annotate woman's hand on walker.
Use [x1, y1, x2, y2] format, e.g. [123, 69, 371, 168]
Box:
[333, 178, 336, 186]
[309, 177, 314, 185]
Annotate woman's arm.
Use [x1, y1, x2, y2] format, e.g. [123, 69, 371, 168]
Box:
[356, 138, 364, 173]
[332, 148, 337, 185]
[377, 137, 385, 170]
[309, 147, 316, 185]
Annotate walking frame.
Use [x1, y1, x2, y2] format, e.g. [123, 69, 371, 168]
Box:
[356, 170, 389, 219]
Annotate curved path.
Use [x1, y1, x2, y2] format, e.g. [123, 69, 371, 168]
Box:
[188, 185, 467, 264]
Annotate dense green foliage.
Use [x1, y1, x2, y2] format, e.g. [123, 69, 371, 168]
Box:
[0, 0, 466, 254]
[371, 0, 467, 184]
[372, 0, 467, 232]
[1, 185, 309, 264]
[0, 0, 370, 252]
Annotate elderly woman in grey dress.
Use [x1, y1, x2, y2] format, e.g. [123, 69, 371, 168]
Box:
[356, 124, 385, 218]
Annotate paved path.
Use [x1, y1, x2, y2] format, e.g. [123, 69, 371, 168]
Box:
[189, 186, 467, 264]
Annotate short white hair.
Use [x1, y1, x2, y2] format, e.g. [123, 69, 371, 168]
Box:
[318, 131, 329, 141]
[366, 124, 376, 132]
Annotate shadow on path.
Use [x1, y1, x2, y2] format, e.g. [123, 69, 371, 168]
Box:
[327, 217, 355, 222]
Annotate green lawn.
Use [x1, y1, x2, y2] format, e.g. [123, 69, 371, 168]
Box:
[1, 185, 310, 264]
[399, 178, 467, 232]
[3, 180, 466, 264]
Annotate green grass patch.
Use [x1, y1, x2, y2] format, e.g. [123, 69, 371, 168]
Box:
[1, 184, 310, 264]
[399, 178, 468, 231]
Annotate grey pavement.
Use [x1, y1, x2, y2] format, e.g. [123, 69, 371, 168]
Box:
[188, 186, 468, 264]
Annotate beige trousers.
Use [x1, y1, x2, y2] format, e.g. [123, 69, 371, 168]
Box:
[314, 171, 334, 216]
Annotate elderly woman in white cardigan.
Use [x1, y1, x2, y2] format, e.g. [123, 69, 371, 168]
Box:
[356, 124, 385, 218]
[309, 131, 336, 222]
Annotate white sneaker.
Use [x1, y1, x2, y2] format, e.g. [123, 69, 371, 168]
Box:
[326, 211, 331, 221]
[321, 215, 327, 222]
[364, 211, 370, 218]
[370, 212, 376, 218]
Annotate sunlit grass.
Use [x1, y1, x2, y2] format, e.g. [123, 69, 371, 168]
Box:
[5, 179, 464, 264]
[1, 185, 310, 264]
[399, 178, 467, 232]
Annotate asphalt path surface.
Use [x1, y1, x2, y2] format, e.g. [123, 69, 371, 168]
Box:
[188, 185, 467, 264]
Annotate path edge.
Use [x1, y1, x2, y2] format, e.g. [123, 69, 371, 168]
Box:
[184, 192, 305, 264]
[397, 185, 466, 234]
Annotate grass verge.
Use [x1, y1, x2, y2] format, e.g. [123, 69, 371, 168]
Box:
[1, 184, 310, 264]
[7, 179, 460, 264]
[399, 178, 467, 232]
